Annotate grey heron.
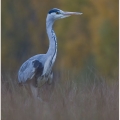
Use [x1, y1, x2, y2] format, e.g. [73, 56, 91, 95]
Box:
[18, 8, 82, 99]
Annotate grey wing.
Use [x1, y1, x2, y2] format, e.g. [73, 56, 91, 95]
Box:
[18, 59, 44, 83]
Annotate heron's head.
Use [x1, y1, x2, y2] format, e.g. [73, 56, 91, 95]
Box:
[46, 8, 82, 22]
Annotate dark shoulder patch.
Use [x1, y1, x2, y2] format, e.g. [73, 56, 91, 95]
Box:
[32, 60, 44, 78]
[32, 60, 41, 68]
[48, 8, 59, 14]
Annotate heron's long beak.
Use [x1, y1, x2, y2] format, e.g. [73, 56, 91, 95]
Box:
[62, 11, 83, 18]
[63, 11, 83, 16]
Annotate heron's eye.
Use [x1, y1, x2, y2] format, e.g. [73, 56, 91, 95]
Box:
[56, 11, 60, 14]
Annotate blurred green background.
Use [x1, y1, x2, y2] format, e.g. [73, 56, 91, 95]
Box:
[2, 0, 119, 80]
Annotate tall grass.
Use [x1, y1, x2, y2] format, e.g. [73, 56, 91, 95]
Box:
[1, 71, 118, 120]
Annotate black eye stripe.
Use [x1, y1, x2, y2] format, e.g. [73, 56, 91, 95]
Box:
[48, 9, 60, 14]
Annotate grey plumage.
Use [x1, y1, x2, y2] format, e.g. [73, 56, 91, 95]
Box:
[18, 8, 82, 98]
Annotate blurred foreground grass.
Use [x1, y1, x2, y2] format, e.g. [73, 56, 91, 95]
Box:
[1, 71, 118, 120]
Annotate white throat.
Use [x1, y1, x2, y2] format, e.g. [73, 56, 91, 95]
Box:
[46, 17, 57, 64]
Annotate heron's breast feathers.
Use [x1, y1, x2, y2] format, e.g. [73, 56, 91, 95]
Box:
[42, 56, 53, 75]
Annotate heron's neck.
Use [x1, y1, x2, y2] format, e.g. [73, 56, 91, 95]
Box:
[46, 20, 57, 61]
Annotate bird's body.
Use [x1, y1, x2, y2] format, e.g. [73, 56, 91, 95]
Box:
[18, 28, 57, 86]
[18, 15, 58, 87]
[18, 8, 82, 99]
